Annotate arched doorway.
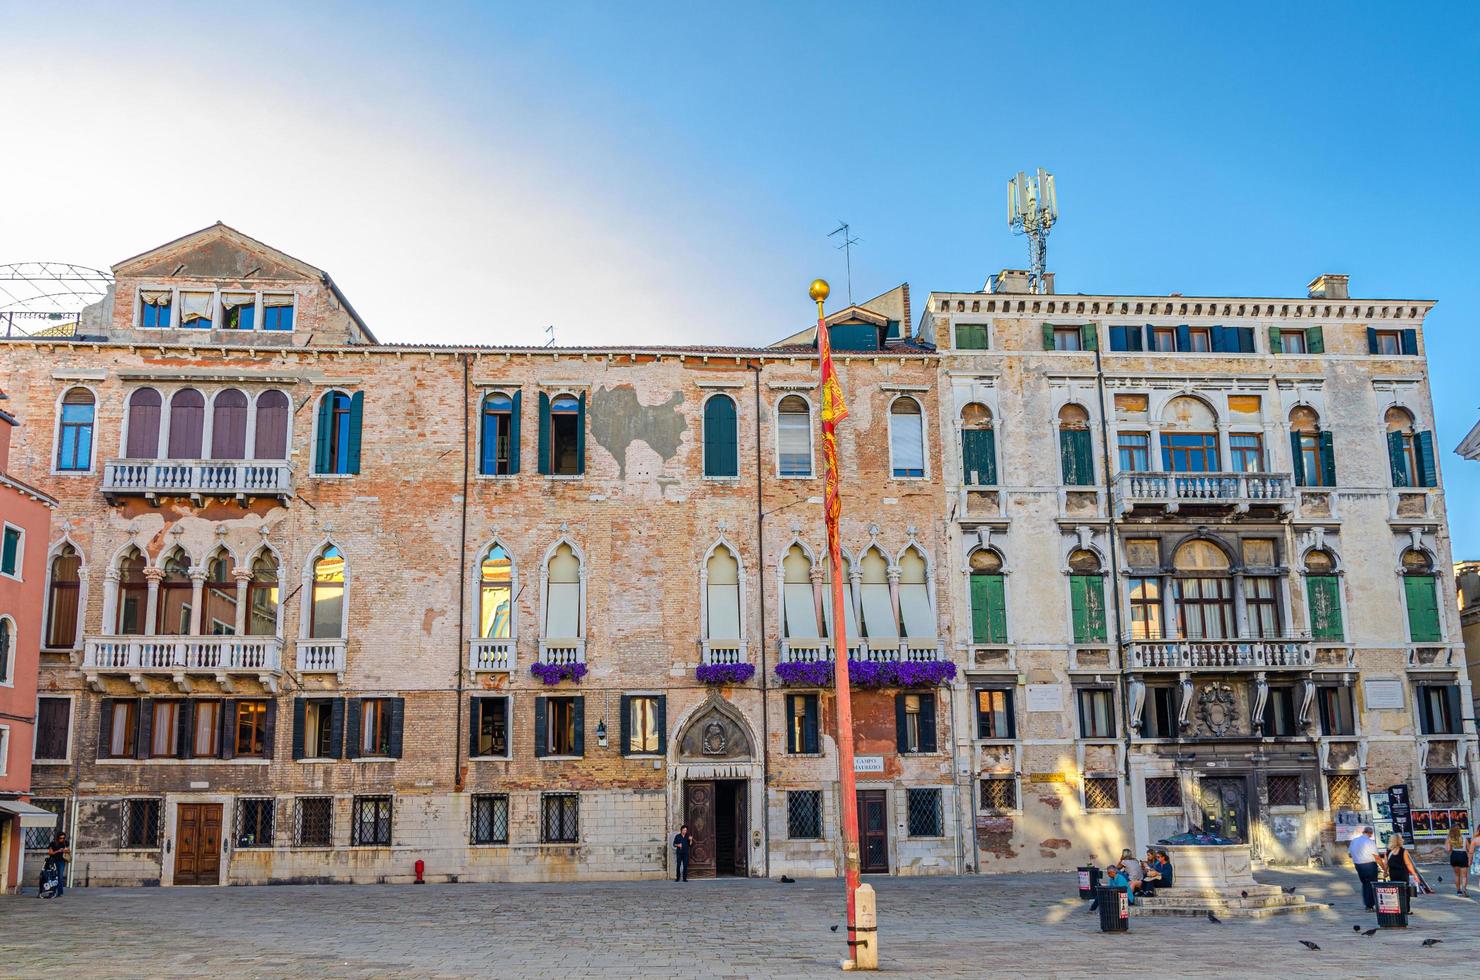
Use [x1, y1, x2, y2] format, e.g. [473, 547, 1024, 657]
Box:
[671, 695, 762, 878]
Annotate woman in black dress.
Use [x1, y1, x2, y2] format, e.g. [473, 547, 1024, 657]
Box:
[1385, 833, 1418, 893]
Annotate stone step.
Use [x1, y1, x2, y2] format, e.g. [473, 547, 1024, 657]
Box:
[1132, 901, 1324, 920]
[1136, 894, 1309, 911]
[1152, 884, 1284, 899]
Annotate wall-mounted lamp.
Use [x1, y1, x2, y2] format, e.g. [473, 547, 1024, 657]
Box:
[596, 720, 608, 748]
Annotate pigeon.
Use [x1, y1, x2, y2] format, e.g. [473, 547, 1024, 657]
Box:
[779, 875, 795, 883]
[1206, 911, 1221, 924]
[1362, 928, 1378, 937]
[1089, 897, 1100, 912]
[1353, 925, 1362, 932]
[1422, 939, 1443, 947]
[830, 925, 839, 932]
[1299, 941, 1321, 950]
[1282, 886, 1297, 895]
[1240, 890, 1248, 898]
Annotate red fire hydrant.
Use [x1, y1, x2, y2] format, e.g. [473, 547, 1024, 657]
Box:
[414, 859, 426, 884]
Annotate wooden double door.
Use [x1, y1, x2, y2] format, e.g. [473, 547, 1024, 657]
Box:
[683, 780, 748, 877]
[173, 803, 223, 885]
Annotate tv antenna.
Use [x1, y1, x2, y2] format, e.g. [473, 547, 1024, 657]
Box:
[543, 324, 555, 347]
[828, 221, 859, 306]
[1007, 169, 1058, 293]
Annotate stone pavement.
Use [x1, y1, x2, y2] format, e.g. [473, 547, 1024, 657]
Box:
[1, 866, 1477, 978]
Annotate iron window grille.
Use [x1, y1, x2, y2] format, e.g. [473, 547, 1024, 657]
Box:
[1267, 774, 1302, 807]
[23, 798, 66, 849]
[236, 797, 275, 848]
[351, 796, 394, 846]
[541, 793, 579, 843]
[979, 777, 1016, 812]
[121, 798, 162, 848]
[1084, 777, 1120, 811]
[1427, 771, 1462, 806]
[295, 796, 335, 847]
[471, 794, 510, 845]
[1144, 776, 1182, 809]
[906, 788, 944, 838]
[1326, 774, 1363, 810]
[787, 790, 823, 839]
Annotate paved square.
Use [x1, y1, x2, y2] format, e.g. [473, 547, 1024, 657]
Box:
[1, 867, 1477, 977]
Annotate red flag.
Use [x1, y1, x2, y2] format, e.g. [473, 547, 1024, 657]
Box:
[817, 311, 848, 535]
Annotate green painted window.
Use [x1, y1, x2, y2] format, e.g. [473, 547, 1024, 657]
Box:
[1404, 575, 1441, 642]
[1060, 428, 1094, 486]
[955, 323, 990, 350]
[702, 395, 738, 477]
[961, 428, 996, 486]
[1305, 575, 1344, 640]
[970, 572, 1007, 644]
[1, 525, 20, 577]
[1070, 574, 1107, 643]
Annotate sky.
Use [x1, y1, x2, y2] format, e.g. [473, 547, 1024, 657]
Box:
[2, 1, 1478, 552]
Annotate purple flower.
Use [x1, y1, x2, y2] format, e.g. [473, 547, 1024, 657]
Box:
[530, 661, 588, 685]
[695, 662, 757, 685]
[774, 657, 957, 688]
[775, 660, 835, 687]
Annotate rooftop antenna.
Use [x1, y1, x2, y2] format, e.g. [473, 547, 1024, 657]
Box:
[543, 324, 555, 347]
[828, 221, 860, 306]
[1007, 168, 1058, 293]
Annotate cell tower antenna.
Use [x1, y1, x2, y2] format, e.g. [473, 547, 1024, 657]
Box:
[828, 221, 860, 306]
[1006, 168, 1058, 293]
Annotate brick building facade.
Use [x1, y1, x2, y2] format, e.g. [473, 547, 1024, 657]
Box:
[2, 224, 1474, 887]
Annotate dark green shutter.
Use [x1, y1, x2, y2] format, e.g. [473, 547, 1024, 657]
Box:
[219, 699, 236, 760]
[1306, 575, 1343, 640]
[575, 392, 586, 475]
[135, 698, 153, 760]
[1081, 323, 1097, 351]
[803, 695, 819, 754]
[509, 390, 522, 474]
[1318, 431, 1336, 487]
[263, 701, 277, 759]
[704, 396, 738, 477]
[895, 694, 908, 752]
[961, 428, 997, 486]
[537, 392, 551, 475]
[1289, 432, 1307, 486]
[292, 698, 307, 760]
[1268, 326, 1283, 354]
[619, 694, 631, 756]
[1443, 686, 1461, 734]
[96, 700, 114, 759]
[1071, 575, 1106, 643]
[1415, 431, 1437, 487]
[1175, 324, 1191, 351]
[1388, 431, 1409, 487]
[655, 695, 667, 755]
[344, 698, 361, 759]
[1060, 429, 1093, 486]
[387, 698, 404, 758]
[1306, 326, 1324, 353]
[1405, 575, 1441, 642]
[971, 573, 1006, 644]
[469, 697, 483, 756]
[572, 696, 585, 756]
[346, 391, 364, 474]
[785, 695, 799, 752]
[329, 698, 346, 758]
[176, 701, 193, 758]
[534, 696, 548, 757]
[1400, 329, 1418, 355]
[920, 695, 937, 753]
[1042, 323, 1056, 350]
[1367, 327, 1379, 354]
[315, 395, 333, 473]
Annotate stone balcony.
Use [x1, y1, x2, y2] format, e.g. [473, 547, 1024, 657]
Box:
[538, 638, 585, 665]
[295, 638, 347, 676]
[1124, 634, 1315, 672]
[700, 639, 748, 666]
[83, 634, 283, 691]
[468, 637, 517, 672]
[101, 458, 294, 502]
[777, 637, 945, 663]
[1112, 471, 1293, 517]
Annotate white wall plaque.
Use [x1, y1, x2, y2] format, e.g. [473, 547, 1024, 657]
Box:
[1026, 684, 1063, 712]
[854, 755, 884, 773]
[1363, 678, 1405, 710]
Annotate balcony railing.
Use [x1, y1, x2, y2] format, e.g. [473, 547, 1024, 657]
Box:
[1124, 634, 1314, 671]
[538, 639, 585, 665]
[296, 638, 347, 674]
[84, 635, 283, 690]
[1112, 471, 1293, 515]
[468, 637, 516, 672]
[701, 639, 748, 666]
[102, 459, 294, 499]
[859, 639, 946, 663]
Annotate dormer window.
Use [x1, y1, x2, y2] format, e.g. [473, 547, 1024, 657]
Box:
[828, 322, 881, 351]
[180, 291, 213, 330]
[222, 293, 255, 330]
[140, 289, 172, 328]
[263, 294, 295, 331]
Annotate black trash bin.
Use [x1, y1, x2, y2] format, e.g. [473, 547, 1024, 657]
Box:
[1374, 881, 1409, 928]
[1078, 866, 1102, 899]
[1096, 885, 1130, 932]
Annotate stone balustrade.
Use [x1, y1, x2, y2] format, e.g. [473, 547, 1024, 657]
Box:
[1125, 635, 1314, 671]
[102, 459, 293, 499]
[468, 637, 517, 672]
[1113, 471, 1292, 514]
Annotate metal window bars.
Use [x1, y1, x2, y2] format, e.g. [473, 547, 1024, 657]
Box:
[235, 798, 275, 848]
[906, 788, 944, 838]
[787, 790, 823, 839]
[294, 796, 334, 847]
[471, 794, 510, 845]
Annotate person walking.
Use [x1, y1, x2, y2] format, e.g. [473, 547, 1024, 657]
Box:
[45, 831, 71, 898]
[672, 824, 692, 882]
[1447, 826, 1470, 896]
[1348, 825, 1385, 911]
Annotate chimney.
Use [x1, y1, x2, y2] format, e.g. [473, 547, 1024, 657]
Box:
[989, 269, 1032, 293]
[1307, 274, 1349, 300]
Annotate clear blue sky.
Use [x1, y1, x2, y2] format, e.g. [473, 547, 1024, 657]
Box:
[4, 1, 1478, 553]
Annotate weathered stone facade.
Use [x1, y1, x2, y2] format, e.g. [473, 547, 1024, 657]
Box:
[4, 226, 1474, 888]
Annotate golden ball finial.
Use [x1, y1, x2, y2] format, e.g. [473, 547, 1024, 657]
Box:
[809, 279, 830, 303]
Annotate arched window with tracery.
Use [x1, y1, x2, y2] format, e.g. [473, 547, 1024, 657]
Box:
[45, 544, 81, 648]
[1304, 549, 1343, 640]
[247, 553, 279, 636]
[704, 544, 741, 640]
[116, 549, 148, 635]
[543, 543, 582, 639]
[781, 545, 818, 639]
[203, 549, 237, 634]
[310, 546, 346, 639]
[858, 547, 896, 642]
[480, 544, 513, 639]
[821, 553, 858, 642]
[155, 550, 193, 635]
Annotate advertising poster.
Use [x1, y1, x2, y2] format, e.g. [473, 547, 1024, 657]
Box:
[1367, 791, 1394, 841]
[1387, 784, 1415, 845]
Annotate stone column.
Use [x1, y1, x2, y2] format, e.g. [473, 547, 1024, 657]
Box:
[189, 568, 207, 635]
[143, 567, 163, 635]
[101, 568, 121, 635]
[233, 568, 252, 635]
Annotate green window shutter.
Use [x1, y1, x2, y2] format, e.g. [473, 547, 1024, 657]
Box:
[1415, 431, 1437, 487]
[1059, 429, 1093, 486]
[1042, 323, 1056, 350]
[894, 694, 909, 752]
[1081, 323, 1098, 351]
[961, 429, 997, 486]
[346, 391, 364, 474]
[1289, 431, 1307, 487]
[314, 395, 333, 473]
[1267, 326, 1282, 354]
[969, 574, 991, 644]
[1059, 430, 1075, 484]
[537, 392, 551, 475]
[1400, 329, 1418, 355]
[1387, 431, 1409, 487]
[1404, 575, 1441, 642]
[1367, 327, 1379, 353]
[704, 396, 738, 477]
[1070, 575, 1107, 643]
[619, 695, 631, 756]
[576, 391, 587, 475]
[533, 696, 547, 757]
[1305, 326, 1324, 353]
[1318, 431, 1336, 487]
[985, 574, 1006, 644]
[509, 390, 522, 474]
[0, 528, 16, 575]
[1305, 575, 1344, 640]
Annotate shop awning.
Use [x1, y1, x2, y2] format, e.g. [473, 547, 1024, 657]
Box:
[0, 800, 59, 828]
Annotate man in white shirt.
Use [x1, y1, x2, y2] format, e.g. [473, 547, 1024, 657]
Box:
[1348, 826, 1387, 911]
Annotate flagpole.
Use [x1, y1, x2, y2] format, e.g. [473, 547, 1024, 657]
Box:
[809, 278, 863, 965]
